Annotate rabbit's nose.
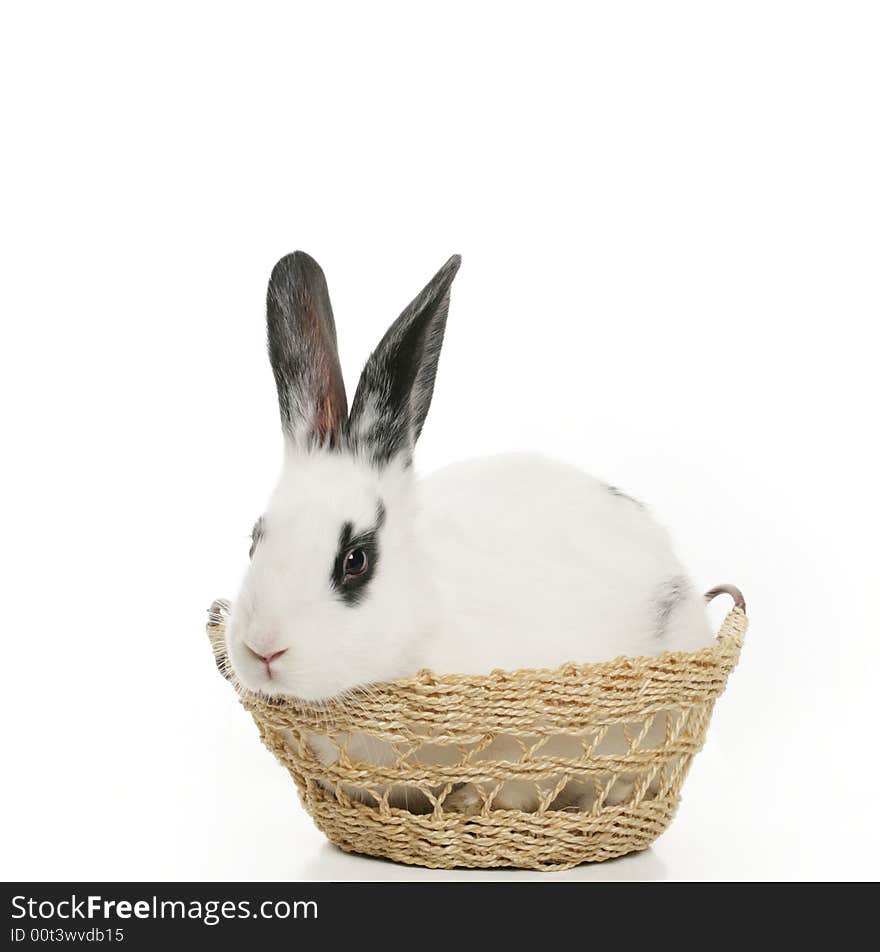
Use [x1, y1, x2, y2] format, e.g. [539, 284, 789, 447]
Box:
[245, 643, 288, 665]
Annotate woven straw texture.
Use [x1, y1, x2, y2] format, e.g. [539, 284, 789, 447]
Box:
[207, 603, 746, 871]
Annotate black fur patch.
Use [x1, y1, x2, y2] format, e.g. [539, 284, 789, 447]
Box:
[347, 255, 461, 466]
[249, 516, 265, 558]
[605, 483, 644, 508]
[330, 502, 386, 605]
[654, 575, 691, 638]
[266, 252, 348, 447]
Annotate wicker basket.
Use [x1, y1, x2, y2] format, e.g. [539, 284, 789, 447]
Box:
[206, 587, 746, 871]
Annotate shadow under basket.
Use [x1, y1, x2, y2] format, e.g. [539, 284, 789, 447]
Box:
[206, 587, 747, 871]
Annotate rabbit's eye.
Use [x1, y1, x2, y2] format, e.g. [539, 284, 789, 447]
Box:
[344, 548, 369, 578]
[332, 504, 384, 605]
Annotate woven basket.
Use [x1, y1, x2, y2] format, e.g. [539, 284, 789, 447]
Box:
[207, 587, 746, 871]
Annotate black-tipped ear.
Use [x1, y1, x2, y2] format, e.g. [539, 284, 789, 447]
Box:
[266, 252, 348, 448]
[348, 254, 461, 465]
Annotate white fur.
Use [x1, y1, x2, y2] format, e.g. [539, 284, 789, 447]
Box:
[227, 449, 711, 697]
[227, 447, 430, 701]
[418, 454, 712, 671]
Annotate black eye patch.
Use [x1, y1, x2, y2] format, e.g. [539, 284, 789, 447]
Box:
[330, 502, 385, 606]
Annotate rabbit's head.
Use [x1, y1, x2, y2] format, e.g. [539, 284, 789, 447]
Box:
[226, 252, 460, 701]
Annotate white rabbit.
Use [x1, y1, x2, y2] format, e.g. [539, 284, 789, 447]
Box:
[225, 252, 714, 813]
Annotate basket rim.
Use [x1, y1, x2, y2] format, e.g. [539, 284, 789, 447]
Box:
[206, 599, 747, 710]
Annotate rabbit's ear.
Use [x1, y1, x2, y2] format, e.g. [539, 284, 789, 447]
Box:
[348, 255, 461, 465]
[266, 252, 348, 448]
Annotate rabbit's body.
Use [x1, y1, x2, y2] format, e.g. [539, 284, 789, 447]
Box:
[417, 453, 711, 674]
[224, 251, 712, 813]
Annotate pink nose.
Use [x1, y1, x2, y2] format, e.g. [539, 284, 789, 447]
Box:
[246, 645, 288, 665]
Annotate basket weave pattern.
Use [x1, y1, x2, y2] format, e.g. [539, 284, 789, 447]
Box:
[207, 605, 746, 870]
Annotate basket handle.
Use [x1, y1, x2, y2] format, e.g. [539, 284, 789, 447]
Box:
[206, 598, 235, 682]
[704, 584, 746, 614]
[207, 598, 231, 626]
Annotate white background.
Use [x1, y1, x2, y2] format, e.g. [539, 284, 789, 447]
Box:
[2, 2, 878, 882]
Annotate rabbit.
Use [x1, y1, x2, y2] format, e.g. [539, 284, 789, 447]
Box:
[225, 251, 714, 813]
